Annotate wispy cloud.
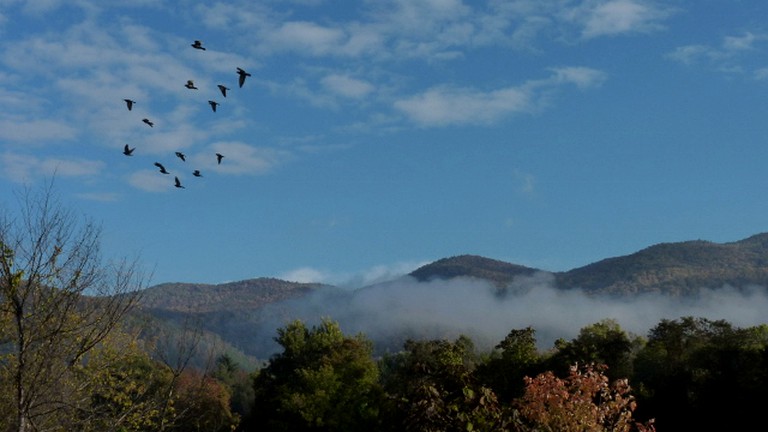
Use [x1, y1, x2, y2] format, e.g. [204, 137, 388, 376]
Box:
[565, 0, 674, 39]
[279, 260, 426, 287]
[395, 86, 531, 126]
[204, 142, 292, 175]
[321, 74, 375, 99]
[513, 168, 536, 194]
[667, 31, 768, 75]
[0, 119, 78, 143]
[394, 66, 606, 126]
[267, 21, 347, 56]
[0, 152, 104, 183]
[127, 169, 174, 193]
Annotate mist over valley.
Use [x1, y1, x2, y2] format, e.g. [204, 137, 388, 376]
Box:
[135, 233, 768, 362]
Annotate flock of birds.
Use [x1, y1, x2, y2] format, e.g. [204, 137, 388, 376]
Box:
[121, 40, 252, 189]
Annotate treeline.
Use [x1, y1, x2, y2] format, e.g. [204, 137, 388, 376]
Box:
[236, 316, 768, 431]
[8, 307, 768, 431]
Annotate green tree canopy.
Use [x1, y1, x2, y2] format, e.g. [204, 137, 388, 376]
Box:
[250, 319, 381, 431]
[549, 319, 638, 381]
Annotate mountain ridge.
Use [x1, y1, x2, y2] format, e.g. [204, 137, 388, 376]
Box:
[140, 233, 768, 307]
[131, 233, 768, 362]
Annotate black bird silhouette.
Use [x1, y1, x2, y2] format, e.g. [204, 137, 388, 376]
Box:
[142, 118, 154, 127]
[193, 170, 202, 177]
[123, 99, 136, 111]
[154, 162, 169, 174]
[216, 153, 224, 164]
[217, 84, 229, 97]
[208, 100, 220, 112]
[175, 151, 186, 162]
[191, 40, 206, 50]
[123, 144, 135, 156]
[236, 67, 251, 88]
[174, 176, 185, 189]
[185, 80, 198, 90]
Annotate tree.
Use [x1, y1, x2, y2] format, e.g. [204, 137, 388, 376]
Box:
[250, 319, 381, 431]
[515, 364, 654, 432]
[211, 353, 255, 421]
[549, 319, 638, 381]
[72, 334, 176, 432]
[0, 185, 145, 431]
[632, 317, 768, 430]
[381, 336, 509, 432]
[477, 327, 542, 402]
[170, 369, 240, 432]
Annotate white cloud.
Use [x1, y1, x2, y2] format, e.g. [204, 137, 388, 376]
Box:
[267, 21, 346, 56]
[667, 32, 768, 76]
[754, 68, 768, 81]
[280, 267, 332, 284]
[547, 66, 607, 89]
[127, 169, 173, 193]
[203, 142, 292, 175]
[666, 44, 712, 65]
[723, 32, 762, 51]
[321, 74, 374, 99]
[513, 169, 536, 194]
[566, 0, 673, 39]
[0, 119, 78, 142]
[395, 86, 531, 126]
[0, 152, 103, 183]
[279, 260, 426, 287]
[395, 67, 605, 126]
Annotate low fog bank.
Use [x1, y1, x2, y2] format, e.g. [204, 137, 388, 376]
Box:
[245, 273, 768, 358]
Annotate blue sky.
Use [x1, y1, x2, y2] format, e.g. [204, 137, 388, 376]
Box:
[2, 0, 768, 286]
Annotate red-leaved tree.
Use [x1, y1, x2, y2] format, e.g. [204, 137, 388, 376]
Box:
[515, 364, 654, 432]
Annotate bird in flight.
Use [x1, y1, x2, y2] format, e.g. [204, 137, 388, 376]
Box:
[123, 144, 135, 156]
[191, 40, 206, 50]
[236, 67, 251, 88]
[217, 84, 229, 97]
[175, 152, 186, 162]
[208, 100, 220, 112]
[174, 176, 185, 189]
[216, 153, 224, 164]
[142, 118, 154, 127]
[123, 99, 136, 111]
[154, 162, 169, 174]
[193, 170, 202, 177]
[185, 80, 198, 90]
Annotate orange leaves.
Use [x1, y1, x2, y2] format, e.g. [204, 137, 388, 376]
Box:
[516, 364, 654, 432]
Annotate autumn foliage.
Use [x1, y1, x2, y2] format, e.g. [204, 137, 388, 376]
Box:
[516, 364, 654, 432]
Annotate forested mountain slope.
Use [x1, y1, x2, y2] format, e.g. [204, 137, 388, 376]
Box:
[409, 234, 768, 295]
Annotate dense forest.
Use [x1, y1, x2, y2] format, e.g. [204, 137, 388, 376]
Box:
[4, 307, 768, 431]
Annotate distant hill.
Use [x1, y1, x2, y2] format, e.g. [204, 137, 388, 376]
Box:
[556, 233, 768, 295]
[131, 278, 327, 366]
[409, 255, 542, 288]
[138, 277, 324, 313]
[408, 234, 768, 296]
